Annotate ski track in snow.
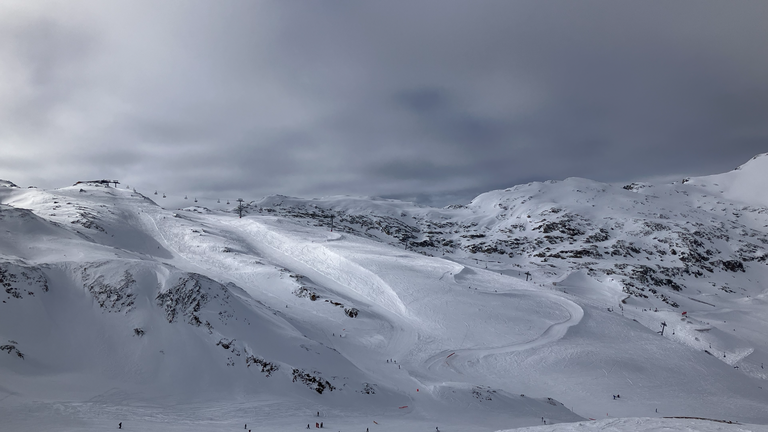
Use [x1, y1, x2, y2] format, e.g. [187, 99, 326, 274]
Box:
[197, 216, 584, 398]
[425, 292, 584, 373]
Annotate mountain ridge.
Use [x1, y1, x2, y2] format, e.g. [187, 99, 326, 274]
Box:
[1, 155, 768, 431]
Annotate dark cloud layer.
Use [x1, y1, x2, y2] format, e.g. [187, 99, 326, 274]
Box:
[1, 1, 767, 207]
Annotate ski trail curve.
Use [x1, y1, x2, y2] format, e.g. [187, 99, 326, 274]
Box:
[424, 291, 584, 372]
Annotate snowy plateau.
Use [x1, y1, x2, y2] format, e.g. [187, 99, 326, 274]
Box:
[2, 155, 768, 432]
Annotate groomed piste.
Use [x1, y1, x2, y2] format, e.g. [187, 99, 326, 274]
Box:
[2, 155, 768, 431]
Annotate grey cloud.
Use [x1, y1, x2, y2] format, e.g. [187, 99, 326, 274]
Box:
[395, 88, 450, 114]
[1, 1, 767, 206]
[0, 16, 96, 134]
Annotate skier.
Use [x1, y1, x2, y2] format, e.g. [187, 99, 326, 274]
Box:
[320, 422, 323, 428]
[118, 422, 122, 429]
[613, 395, 615, 400]
[617, 394, 620, 399]
[245, 424, 247, 429]
[316, 422, 319, 428]
[307, 424, 310, 429]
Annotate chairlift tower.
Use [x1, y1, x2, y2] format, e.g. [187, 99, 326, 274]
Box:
[237, 198, 245, 218]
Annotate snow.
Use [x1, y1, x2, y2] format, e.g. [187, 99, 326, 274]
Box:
[505, 417, 768, 432]
[686, 152, 768, 208]
[2, 156, 768, 431]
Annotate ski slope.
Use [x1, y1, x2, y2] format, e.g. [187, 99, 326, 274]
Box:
[2, 155, 768, 431]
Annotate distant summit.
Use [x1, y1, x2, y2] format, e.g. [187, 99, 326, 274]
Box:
[0, 179, 19, 188]
[683, 152, 768, 207]
[73, 179, 120, 187]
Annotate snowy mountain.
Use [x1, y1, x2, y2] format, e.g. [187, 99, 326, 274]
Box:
[1, 156, 768, 432]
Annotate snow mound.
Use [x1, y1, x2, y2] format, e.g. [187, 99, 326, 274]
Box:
[686, 152, 768, 207]
[556, 271, 624, 306]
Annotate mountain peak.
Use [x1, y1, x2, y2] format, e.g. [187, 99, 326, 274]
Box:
[684, 152, 768, 207]
[737, 152, 768, 170]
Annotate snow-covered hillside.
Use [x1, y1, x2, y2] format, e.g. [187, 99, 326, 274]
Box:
[1, 156, 768, 432]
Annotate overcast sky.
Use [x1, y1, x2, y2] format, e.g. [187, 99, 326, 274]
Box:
[1, 1, 767, 207]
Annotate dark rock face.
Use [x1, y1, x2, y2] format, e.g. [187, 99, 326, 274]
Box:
[0, 262, 49, 300]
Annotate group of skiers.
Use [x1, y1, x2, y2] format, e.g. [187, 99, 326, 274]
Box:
[386, 359, 401, 369]
[306, 412, 325, 429]
[613, 394, 621, 400]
